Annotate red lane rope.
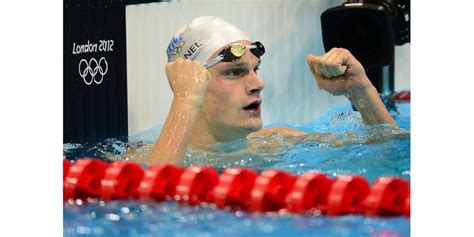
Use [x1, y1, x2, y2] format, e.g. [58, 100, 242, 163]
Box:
[214, 167, 258, 210]
[64, 158, 108, 200]
[100, 162, 144, 201]
[63, 158, 410, 218]
[136, 164, 184, 202]
[250, 169, 297, 212]
[286, 172, 331, 213]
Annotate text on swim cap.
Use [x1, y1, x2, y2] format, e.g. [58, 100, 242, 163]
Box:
[183, 42, 203, 59]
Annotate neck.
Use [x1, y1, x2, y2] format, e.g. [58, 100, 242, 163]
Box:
[190, 114, 249, 146]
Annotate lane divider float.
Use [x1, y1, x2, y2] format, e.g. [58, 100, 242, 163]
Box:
[63, 158, 410, 217]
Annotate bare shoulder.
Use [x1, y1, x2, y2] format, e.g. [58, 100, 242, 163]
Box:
[248, 126, 306, 137]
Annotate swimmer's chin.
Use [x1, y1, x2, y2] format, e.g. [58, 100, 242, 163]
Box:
[243, 122, 263, 134]
[229, 120, 263, 138]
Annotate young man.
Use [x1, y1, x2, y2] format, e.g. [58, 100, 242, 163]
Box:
[149, 16, 395, 164]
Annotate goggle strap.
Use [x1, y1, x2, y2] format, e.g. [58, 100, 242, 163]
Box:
[204, 55, 224, 68]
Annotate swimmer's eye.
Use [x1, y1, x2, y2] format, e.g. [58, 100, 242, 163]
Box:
[221, 64, 260, 78]
[222, 68, 247, 77]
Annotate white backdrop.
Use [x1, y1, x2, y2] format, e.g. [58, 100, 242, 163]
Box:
[125, 0, 410, 136]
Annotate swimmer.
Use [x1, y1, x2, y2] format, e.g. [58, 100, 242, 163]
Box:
[148, 16, 396, 164]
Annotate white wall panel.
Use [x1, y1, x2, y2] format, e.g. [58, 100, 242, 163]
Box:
[395, 43, 411, 91]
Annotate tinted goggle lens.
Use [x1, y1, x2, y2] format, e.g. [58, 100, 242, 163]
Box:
[250, 41, 265, 58]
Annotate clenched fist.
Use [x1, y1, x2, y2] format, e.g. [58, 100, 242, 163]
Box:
[307, 48, 371, 96]
[165, 57, 212, 105]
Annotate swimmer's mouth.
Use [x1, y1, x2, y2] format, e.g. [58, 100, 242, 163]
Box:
[243, 100, 262, 111]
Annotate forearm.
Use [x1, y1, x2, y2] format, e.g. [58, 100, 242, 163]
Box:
[149, 97, 201, 164]
[346, 84, 396, 126]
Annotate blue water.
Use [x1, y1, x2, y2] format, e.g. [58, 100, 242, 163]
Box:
[64, 200, 408, 237]
[64, 102, 410, 236]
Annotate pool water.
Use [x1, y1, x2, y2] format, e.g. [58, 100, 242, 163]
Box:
[64, 102, 410, 236]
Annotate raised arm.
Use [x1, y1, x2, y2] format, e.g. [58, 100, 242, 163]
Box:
[149, 58, 212, 164]
[306, 48, 396, 126]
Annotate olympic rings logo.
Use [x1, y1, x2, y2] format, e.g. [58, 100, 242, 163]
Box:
[78, 57, 108, 85]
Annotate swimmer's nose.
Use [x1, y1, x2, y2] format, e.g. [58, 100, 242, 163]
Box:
[246, 72, 264, 95]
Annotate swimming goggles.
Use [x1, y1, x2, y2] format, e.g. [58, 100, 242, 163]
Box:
[204, 41, 265, 68]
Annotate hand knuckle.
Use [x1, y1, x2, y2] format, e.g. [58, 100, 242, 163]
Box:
[341, 48, 350, 55]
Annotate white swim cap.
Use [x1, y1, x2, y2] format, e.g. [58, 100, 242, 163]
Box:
[166, 16, 249, 64]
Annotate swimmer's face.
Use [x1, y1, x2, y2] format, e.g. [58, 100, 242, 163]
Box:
[201, 40, 264, 140]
